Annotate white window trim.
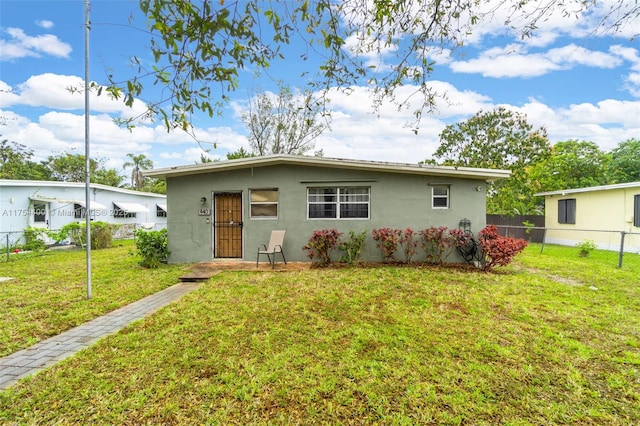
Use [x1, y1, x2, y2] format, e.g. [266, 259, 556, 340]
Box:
[431, 185, 450, 209]
[307, 187, 370, 220]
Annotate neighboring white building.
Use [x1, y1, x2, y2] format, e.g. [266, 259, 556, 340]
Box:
[536, 182, 640, 252]
[0, 180, 167, 245]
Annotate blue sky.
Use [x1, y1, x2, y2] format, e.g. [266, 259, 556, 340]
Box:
[1, 0, 639, 174]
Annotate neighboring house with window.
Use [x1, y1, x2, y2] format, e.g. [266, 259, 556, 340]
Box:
[143, 155, 510, 263]
[536, 182, 640, 251]
[0, 180, 167, 245]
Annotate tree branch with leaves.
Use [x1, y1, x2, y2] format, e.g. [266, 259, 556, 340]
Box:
[103, 0, 638, 134]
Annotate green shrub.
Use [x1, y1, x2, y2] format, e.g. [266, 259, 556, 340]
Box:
[23, 227, 47, 251]
[338, 230, 367, 265]
[61, 222, 83, 245]
[82, 222, 116, 249]
[576, 239, 597, 257]
[48, 222, 83, 245]
[135, 228, 169, 268]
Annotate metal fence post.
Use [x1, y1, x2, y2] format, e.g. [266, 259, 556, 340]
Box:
[540, 228, 547, 253]
[618, 231, 626, 269]
[5, 234, 8, 262]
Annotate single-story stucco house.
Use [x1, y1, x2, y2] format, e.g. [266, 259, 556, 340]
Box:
[144, 155, 510, 264]
[536, 181, 640, 252]
[0, 179, 167, 246]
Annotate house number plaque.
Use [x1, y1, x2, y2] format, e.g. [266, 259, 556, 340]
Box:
[198, 208, 211, 216]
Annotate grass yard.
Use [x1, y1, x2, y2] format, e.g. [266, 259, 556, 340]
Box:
[0, 240, 190, 357]
[1, 244, 639, 424]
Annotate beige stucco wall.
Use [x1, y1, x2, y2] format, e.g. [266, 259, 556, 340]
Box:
[544, 187, 640, 251]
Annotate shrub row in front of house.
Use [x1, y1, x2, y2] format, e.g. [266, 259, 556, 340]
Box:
[303, 225, 528, 271]
[23, 222, 116, 251]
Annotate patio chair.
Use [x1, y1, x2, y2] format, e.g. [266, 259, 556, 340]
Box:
[257, 230, 287, 268]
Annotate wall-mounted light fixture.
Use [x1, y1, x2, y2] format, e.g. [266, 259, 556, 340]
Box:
[459, 218, 471, 232]
[200, 197, 207, 205]
[476, 186, 482, 191]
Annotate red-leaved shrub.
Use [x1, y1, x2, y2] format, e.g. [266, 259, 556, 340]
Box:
[477, 225, 528, 271]
[419, 226, 457, 264]
[400, 228, 419, 263]
[372, 228, 402, 262]
[303, 229, 343, 266]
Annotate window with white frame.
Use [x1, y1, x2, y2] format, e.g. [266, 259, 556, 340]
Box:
[307, 187, 369, 219]
[250, 189, 278, 218]
[431, 185, 449, 209]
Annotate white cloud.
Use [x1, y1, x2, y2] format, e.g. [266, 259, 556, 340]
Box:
[310, 83, 495, 162]
[626, 72, 640, 97]
[469, 0, 636, 44]
[0, 27, 71, 60]
[609, 45, 640, 97]
[35, 20, 54, 29]
[1, 73, 150, 119]
[450, 43, 622, 78]
[159, 147, 222, 164]
[2, 69, 639, 173]
[342, 33, 401, 73]
[610, 45, 640, 69]
[519, 98, 640, 151]
[339, 0, 638, 79]
[546, 44, 621, 68]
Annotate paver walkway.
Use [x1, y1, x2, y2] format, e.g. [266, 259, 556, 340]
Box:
[0, 282, 201, 391]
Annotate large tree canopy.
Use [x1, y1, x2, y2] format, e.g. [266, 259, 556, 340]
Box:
[106, 0, 639, 132]
[528, 140, 611, 192]
[46, 152, 100, 183]
[608, 138, 640, 184]
[431, 107, 551, 170]
[430, 107, 551, 214]
[0, 138, 50, 180]
[45, 153, 127, 187]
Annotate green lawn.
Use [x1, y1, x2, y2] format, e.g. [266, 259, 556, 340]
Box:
[1, 244, 639, 424]
[0, 240, 190, 357]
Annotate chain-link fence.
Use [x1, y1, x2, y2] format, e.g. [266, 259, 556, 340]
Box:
[1, 223, 166, 262]
[494, 225, 640, 268]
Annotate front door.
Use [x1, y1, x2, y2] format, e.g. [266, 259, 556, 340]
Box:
[214, 192, 243, 258]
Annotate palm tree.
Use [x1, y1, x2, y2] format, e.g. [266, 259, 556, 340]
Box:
[123, 153, 153, 190]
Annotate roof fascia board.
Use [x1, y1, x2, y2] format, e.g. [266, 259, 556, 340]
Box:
[535, 181, 640, 197]
[144, 155, 511, 181]
[0, 179, 166, 198]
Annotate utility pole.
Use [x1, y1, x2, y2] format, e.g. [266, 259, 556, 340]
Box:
[84, 0, 92, 299]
